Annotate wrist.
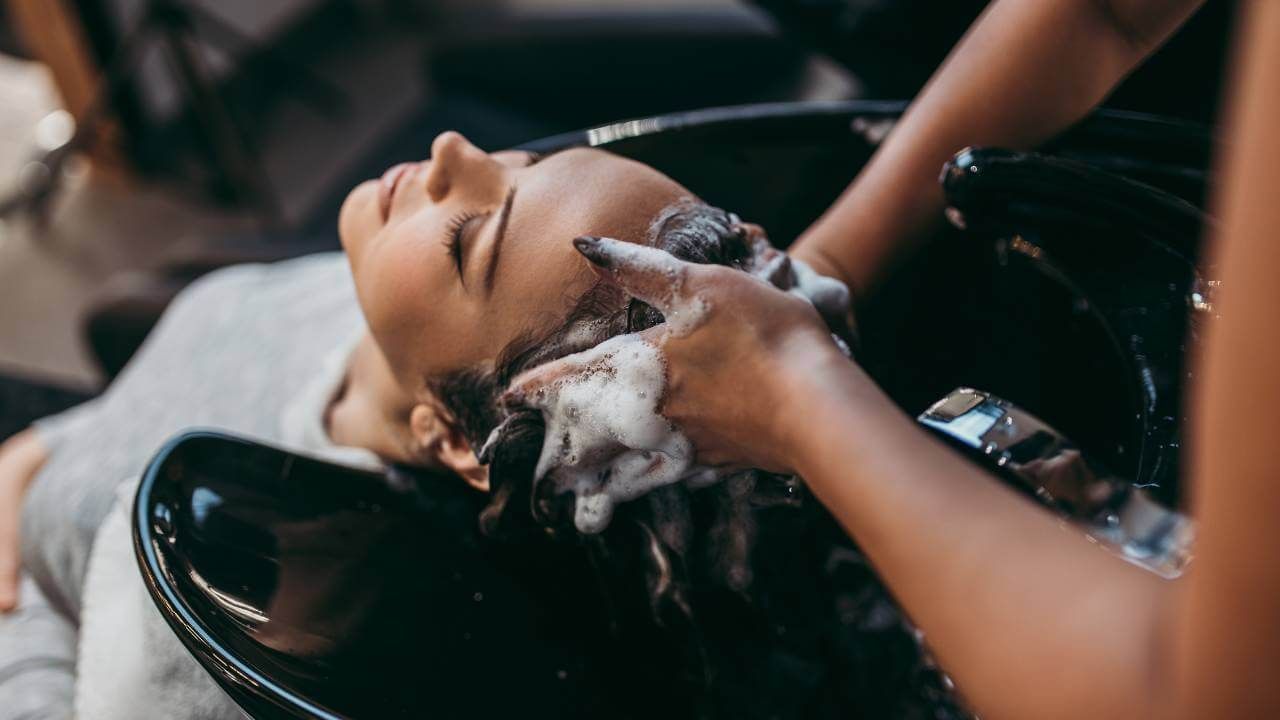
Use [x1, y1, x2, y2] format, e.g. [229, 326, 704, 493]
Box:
[768, 339, 867, 474]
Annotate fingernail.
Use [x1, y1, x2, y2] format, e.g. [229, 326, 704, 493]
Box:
[573, 236, 612, 267]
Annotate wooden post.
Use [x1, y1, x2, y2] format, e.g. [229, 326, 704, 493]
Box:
[5, 0, 128, 168]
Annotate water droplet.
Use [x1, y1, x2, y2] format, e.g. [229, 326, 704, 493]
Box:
[473, 592, 484, 602]
[556, 670, 568, 680]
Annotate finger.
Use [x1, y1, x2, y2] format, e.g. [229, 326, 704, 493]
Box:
[501, 355, 586, 409]
[502, 324, 669, 410]
[573, 236, 693, 316]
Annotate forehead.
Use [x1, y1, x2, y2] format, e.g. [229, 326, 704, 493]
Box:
[522, 148, 693, 240]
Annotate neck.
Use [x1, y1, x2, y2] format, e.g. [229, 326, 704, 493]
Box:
[324, 335, 420, 465]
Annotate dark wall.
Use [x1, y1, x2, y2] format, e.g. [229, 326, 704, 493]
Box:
[751, 0, 1236, 125]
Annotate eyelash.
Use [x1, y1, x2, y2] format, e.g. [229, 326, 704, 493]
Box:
[439, 151, 547, 269]
[442, 210, 482, 269]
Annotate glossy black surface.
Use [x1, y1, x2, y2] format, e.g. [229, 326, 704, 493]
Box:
[135, 102, 1211, 718]
[136, 432, 652, 719]
[940, 147, 1206, 504]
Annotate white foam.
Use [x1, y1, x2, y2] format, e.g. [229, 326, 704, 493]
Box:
[789, 257, 852, 322]
[509, 234, 853, 534]
[520, 334, 699, 533]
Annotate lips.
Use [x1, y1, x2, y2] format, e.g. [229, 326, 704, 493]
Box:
[378, 162, 416, 221]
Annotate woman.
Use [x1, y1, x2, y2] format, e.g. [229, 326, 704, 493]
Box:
[3, 138, 945, 717]
[341, 136, 950, 717]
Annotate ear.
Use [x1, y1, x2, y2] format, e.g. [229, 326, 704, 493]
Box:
[409, 404, 490, 492]
[732, 220, 773, 259]
[733, 220, 768, 244]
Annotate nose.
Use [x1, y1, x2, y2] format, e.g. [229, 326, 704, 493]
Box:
[424, 131, 500, 203]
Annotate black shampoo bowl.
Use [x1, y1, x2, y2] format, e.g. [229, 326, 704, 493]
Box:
[135, 101, 1211, 718]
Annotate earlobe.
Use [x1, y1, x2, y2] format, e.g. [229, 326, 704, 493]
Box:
[409, 404, 490, 492]
[439, 434, 490, 493]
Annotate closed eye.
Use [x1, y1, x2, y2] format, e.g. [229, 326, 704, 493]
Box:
[442, 210, 486, 283]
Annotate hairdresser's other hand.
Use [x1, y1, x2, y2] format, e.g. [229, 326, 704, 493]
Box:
[0, 429, 48, 612]
[573, 236, 853, 473]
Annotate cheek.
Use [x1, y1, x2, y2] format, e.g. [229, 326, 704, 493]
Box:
[355, 226, 467, 377]
[355, 255, 427, 381]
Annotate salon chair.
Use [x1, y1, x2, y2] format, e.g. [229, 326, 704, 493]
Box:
[423, 4, 820, 134]
[134, 102, 1208, 718]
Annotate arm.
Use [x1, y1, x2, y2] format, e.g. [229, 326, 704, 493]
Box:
[563, 47, 1280, 710]
[542, 240, 1179, 717]
[801, 6, 1280, 715]
[789, 0, 1206, 296]
[781, 355, 1177, 720]
[1170, 1, 1280, 714]
[0, 429, 50, 612]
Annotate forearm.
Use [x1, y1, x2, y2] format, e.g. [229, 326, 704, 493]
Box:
[1172, 1, 1280, 715]
[781, 359, 1177, 719]
[791, 0, 1205, 294]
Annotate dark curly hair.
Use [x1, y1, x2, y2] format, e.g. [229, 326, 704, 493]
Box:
[428, 201, 966, 719]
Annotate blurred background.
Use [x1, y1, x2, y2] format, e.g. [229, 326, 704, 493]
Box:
[0, 0, 1233, 401]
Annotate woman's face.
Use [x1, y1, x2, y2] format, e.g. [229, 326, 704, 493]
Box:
[340, 131, 692, 390]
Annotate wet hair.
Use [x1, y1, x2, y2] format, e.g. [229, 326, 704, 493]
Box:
[428, 202, 966, 718]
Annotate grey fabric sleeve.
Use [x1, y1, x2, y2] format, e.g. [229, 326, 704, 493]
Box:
[29, 398, 103, 454]
[0, 575, 76, 720]
[21, 399, 105, 621]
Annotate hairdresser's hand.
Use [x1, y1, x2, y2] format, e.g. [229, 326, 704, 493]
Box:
[0, 429, 48, 612]
[515, 237, 855, 474]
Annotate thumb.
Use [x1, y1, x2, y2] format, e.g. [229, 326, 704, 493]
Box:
[573, 236, 696, 317]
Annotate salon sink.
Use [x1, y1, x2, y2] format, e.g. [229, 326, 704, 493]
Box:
[135, 101, 1211, 718]
[136, 432, 642, 719]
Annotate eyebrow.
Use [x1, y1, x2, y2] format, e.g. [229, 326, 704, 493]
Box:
[483, 185, 516, 292]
